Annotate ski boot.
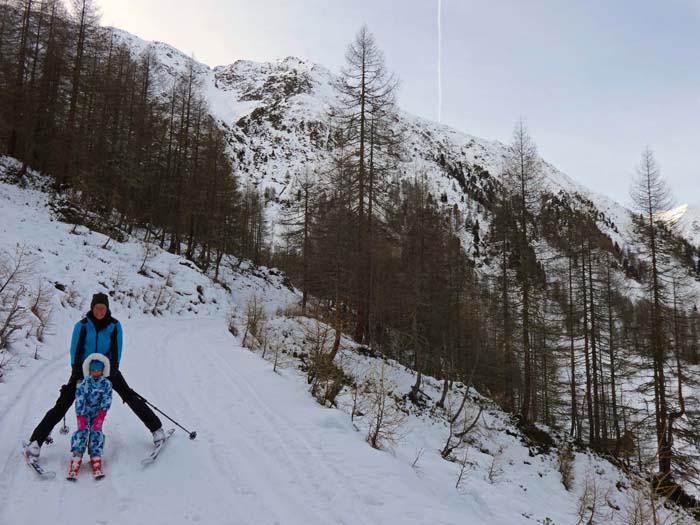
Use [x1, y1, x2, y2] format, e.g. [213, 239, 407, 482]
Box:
[67, 454, 82, 481]
[90, 457, 104, 479]
[23, 441, 41, 461]
[152, 428, 165, 448]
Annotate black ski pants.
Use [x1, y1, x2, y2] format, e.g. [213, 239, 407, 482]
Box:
[29, 371, 162, 446]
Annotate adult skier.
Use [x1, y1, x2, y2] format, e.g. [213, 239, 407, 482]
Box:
[67, 353, 112, 479]
[24, 292, 165, 461]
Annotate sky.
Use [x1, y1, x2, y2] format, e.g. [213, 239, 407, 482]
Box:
[97, 0, 700, 208]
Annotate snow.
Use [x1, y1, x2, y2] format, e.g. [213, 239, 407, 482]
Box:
[0, 172, 480, 524]
[1, 317, 469, 524]
[660, 203, 700, 248]
[0, 165, 693, 524]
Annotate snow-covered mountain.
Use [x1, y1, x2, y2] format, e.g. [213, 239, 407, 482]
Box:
[660, 204, 700, 248]
[0, 160, 693, 524]
[110, 28, 642, 258]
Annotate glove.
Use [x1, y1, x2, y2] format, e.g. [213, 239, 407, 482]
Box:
[91, 409, 107, 432]
[77, 415, 87, 431]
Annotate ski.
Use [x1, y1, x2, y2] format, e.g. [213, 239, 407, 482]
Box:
[26, 456, 56, 479]
[141, 428, 175, 466]
[22, 443, 56, 479]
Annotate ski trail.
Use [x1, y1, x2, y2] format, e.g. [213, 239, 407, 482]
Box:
[0, 353, 67, 498]
[0, 352, 65, 424]
[0, 317, 469, 525]
[155, 318, 466, 524]
[158, 319, 374, 524]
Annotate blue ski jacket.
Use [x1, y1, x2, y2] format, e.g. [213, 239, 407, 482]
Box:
[69, 315, 123, 373]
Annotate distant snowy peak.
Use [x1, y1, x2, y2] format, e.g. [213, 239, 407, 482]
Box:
[214, 57, 332, 99]
[660, 204, 700, 247]
[106, 28, 603, 188]
[108, 27, 208, 77]
[659, 204, 689, 225]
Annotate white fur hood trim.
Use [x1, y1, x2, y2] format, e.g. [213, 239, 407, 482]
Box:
[82, 353, 111, 378]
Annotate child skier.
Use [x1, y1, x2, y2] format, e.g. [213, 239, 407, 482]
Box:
[67, 353, 112, 480]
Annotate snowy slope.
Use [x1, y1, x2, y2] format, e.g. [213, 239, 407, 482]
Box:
[0, 168, 478, 524]
[1, 317, 476, 524]
[660, 204, 700, 248]
[0, 163, 693, 524]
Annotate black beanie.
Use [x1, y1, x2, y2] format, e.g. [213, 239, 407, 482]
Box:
[90, 292, 109, 310]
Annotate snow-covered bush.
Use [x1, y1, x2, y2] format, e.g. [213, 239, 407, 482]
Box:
[0, 244, 53, 379]
[558, 443, 575, 491]
[364, 363, 407, 450]
[303, 319, 345, 406]
[29, 282, 52, 343]
[242, 294, 267, 348]
[0, 246, 34, 350]
[576, 475, 613, 524]
[227, 309, 239, 337]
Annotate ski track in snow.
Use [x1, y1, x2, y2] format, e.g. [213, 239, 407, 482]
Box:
[0, 317, 470, 525]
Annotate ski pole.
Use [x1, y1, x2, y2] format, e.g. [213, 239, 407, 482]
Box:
[134, 392, 197, 440]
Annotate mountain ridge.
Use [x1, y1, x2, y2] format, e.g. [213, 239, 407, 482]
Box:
[104, 24, 700, 314]
[108, 27, 645, 257]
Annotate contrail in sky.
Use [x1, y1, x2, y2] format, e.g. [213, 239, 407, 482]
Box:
[437, 0, 442, 123]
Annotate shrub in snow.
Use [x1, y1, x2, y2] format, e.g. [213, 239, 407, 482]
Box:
[227, 309, 239, 337]
[29, 282, 53, 343]
[242, 294, 267, 348]
[364, 363, 407, 450]
[0, 246, 49, 351]
[558, 443, 575, 491]
[575, 475, 613, 524]
[304, 320, 345, 406]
